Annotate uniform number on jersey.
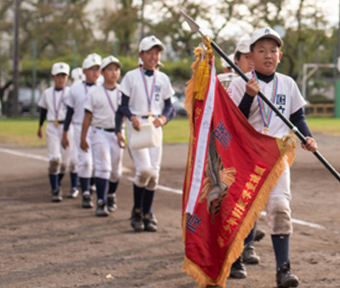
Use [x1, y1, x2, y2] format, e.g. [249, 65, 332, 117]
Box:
[276, 94, 286, 115]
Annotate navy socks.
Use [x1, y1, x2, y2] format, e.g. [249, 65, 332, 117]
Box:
[95, 177, 108, 201]
[271, 234, 290, 270]
[79, 177, 90, 194]
[70, 173, 78, 189]
[108, 181, 119, 195]
[244, 222, 257, 245]
[49, 174, 59, 190]
[143, 189, 155, 215]
[133, 184, 145, 210]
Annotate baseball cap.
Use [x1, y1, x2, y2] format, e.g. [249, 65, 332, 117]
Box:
[250, 27, 283, 47]
[82, 53, 102, 69]
[235, 39, 251, 54]
[100, 55, 122, 70]
[221, 54, 234, 68]
[139, 35, 165, 52]
[51, 62, 70, 76]
[71, 67, 85, 83]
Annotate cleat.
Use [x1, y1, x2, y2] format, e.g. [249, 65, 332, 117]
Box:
[229, 257, 247, 279]
[96, 200, 109, 217]
[82, 192, 93, 208]
[255, 229, 266, 242]
[107, 194, 117, 212]
[143, 213, 158, 232]
[242, 241, 260, 264]
[130, 208, 144, 232]
[68, 187, 79, 198]
[276, 261, 299, 288]
[51, 188, 62, 202]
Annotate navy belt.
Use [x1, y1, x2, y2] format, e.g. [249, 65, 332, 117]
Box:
[49, 121, 64, 124]
[141, 115, 160, 119]
[95, 127, 115, 132]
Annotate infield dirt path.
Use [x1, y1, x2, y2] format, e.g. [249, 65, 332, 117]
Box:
[0, 133, 339, 288]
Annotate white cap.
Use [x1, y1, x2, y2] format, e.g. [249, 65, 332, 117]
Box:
[100, 55, 121, 70]
[139, 35, 165, 52]
[221, 54, 234, 68]
[51, 62, 70, 76]
[71, 67, 85, 83]
[82, 53, 102, 69]
[250, 27, 283, 47]
[235, 39, 251, 54]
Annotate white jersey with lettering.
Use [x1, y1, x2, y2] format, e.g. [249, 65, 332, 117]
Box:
[119, 67, 173, 116]
[227, 71, 306, 138]
[38, 86, 69, 122]
[84, 84, 121, 129]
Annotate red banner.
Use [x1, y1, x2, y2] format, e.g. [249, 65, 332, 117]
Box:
[182, 63, 295, 287]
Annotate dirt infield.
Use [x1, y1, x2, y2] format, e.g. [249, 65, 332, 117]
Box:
[0, 133, 339, 288]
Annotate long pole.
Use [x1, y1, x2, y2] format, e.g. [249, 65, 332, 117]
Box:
[12, 0, 20, 117]
[180, 10, 340, 182]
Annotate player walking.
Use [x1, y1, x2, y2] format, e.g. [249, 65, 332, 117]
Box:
[228, 27, 318, 288]
[37, 62, 78, 202]
[81, 56, 123, 217]
[62, 53, 102, 208]
[115, 35, 175, 232]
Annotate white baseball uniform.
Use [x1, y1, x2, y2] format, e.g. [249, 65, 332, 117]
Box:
[84, 84, 123, 181]
[228, 71, 306, 234]
[119, 67, 174, 190]
[38, 86, 76, 174]
[64, 82, 98, 178]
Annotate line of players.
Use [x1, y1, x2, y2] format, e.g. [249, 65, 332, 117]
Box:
[37, 35, 175, 233]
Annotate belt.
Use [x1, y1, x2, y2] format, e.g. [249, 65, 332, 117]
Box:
[141, 115, 160, 119]
[95, 127, 115, 132]
[49, 121, 64, 124]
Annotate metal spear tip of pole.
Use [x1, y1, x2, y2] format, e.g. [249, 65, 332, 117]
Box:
[179, 9, 340, 183]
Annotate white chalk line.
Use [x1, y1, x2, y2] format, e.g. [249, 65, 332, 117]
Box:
[0, 147, 326, 230]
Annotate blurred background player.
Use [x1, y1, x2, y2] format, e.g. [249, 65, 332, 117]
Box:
[62, 53, 102, 208]
[37, 62, 78, 202]
[81, 56, 123, 217]
[70, 67, 85, 85]
[115, 35, 175, 232]
[217, 53, 237, 90]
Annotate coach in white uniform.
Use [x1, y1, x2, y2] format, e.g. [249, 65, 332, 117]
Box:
[115, 35, 175, 232]
[38, 62, 78, 202]
[62, 53, 102, 208]
[81, 56, 123, 217]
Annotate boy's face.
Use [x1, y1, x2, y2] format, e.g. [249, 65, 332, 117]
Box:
[138, 46, 161, 70]
[249, 39, 282, 75]
[52, 74, 68, 89]
[235, 53, 254, 74]
[83, 65, 101, 83]
[102, 63, 120, 84]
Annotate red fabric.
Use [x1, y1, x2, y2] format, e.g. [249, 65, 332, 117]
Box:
[182, 74, 284, 283]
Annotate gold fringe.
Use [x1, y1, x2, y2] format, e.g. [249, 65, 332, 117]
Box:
[182, 137, 296, 287]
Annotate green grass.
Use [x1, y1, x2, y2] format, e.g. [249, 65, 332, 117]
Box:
[0, 116, 339, 147]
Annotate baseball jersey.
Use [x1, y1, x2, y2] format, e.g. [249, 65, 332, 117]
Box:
[227, 71, 306, 138]
[84, 84, 121, 129]
[38, 86, 70, 121]
[64, 82, 98, 124]
[119, 68, 174, 116]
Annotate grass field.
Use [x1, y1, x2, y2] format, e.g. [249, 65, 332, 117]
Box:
[0, 116, 339, 146]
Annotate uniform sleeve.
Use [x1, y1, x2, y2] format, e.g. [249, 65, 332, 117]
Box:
[83, 90, 94, 113]
[162, 74, 174, 100]
[290, 78, 306, 114]
[38, 90, 48, 109]
[227, 77, 246, 106]
[63, 87, 73, 108]
[119, 73, 132, 97]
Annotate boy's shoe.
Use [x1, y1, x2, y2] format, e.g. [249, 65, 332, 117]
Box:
[276, 261, 299, 288]
[130, 208, 144, 232]
[68, 187, 79, 198]
[229, 257, 247, 279]
[143, 213, 158, 232]
[107, 194, 117, 212]
[255, 229, 266, 242]
[51, 188, 62, 202]
[82, 192, 93, 208]
[242, 241, 260, 264]
[96, 200, 109, 217]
